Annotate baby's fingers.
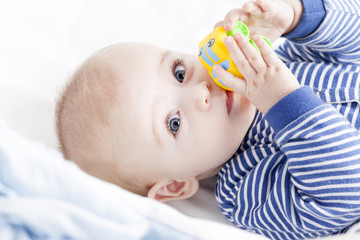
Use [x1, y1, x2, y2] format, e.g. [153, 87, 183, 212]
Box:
[214, 20, 224, 29]
[232, 33, 267, 74]
[255, 0, 274, 14]
[242, 1, 263, 15]
[213, 65, 246, 94]
[252, 34, 280, 66]
[223, 8, 250, 31]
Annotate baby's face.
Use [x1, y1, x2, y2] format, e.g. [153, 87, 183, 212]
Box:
[106, 43, 256, 182]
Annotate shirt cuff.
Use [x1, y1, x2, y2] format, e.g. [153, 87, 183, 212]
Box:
[265, 86, 324, 133]
[282, 0, 326, 39]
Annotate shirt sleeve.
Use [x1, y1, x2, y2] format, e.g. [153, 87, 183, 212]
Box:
[276, 0, 360, 65]
[282, 0, 325, 39]
[215, 1, 360, 239]
[265, 86, 360, 235]
[216, 87, 360, 240]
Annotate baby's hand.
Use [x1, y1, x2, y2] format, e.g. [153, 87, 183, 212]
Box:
[213, 33, 300, 113]
[215, 0, 303, 42]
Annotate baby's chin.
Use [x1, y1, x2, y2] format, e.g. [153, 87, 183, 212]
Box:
[225, 128, 249, 153]
[197, 165, 224, 180]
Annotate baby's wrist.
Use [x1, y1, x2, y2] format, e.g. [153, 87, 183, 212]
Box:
[258, 85, 301, 114]
[265, 86, 323, 133]
[284, 0, 304, 34]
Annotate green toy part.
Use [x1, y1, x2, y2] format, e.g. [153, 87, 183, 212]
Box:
[226, 21, 272, 51]
[226, 21, 249, 38]
[249, 36, 272, 52]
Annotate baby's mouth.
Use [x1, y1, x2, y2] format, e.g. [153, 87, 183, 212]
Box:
[226, 91, 233, 114]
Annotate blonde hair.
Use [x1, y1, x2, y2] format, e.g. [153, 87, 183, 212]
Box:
[56, 49, 150, 196]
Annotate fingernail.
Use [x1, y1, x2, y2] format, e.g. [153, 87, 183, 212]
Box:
[224, 36, 233, 45]
[234, 33, 244, 41]
[225, 23, 232, 31]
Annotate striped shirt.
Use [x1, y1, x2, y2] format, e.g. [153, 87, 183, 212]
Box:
[215, 0, 360, 239]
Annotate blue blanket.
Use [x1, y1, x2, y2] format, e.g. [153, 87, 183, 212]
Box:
[0, 121, 250, 239]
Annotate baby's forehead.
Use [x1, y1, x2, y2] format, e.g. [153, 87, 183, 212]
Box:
[95, 43, 164, 62]
[92, 43, 166, 83]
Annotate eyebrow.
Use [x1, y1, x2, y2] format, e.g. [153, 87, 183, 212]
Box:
[160, 50, 170, 69]
[152, 97, 163, 147]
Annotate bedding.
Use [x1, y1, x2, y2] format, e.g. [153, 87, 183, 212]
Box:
[0, 120, 259, 239]
[1, 124, 360, 239]
[1, 0, 360, 239]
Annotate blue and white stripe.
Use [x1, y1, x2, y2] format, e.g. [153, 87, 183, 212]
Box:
[215, 0, 360, 239]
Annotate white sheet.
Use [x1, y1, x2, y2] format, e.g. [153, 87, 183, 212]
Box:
[1, 1, 359, 239]
[1, 120, 263, 239]
[0, 0, 243, 228]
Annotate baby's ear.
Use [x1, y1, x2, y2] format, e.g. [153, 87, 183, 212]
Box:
[148, 178, 199, 202]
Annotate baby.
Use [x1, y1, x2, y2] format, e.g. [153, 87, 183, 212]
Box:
[57, 0, 360, 239]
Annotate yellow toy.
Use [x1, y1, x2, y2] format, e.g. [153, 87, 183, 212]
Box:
[198, 21, 272, 91]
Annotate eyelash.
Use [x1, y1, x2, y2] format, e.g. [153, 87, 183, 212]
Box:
[172, 58, 183, 71]
[172, 59, 185, 81]
[165, 111, 181, 137]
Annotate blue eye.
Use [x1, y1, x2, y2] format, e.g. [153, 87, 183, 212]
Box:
[168, 113, 180, 135]
[174, 64, 185, 83]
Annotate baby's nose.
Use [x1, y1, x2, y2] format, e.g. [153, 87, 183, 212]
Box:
[196, 81, 210, 111]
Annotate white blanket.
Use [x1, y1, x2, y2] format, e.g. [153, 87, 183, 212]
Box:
[0, 120, 261, 239]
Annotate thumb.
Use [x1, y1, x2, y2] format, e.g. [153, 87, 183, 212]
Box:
[213, 20, 224, 29]
[213, 65, 246, 94]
